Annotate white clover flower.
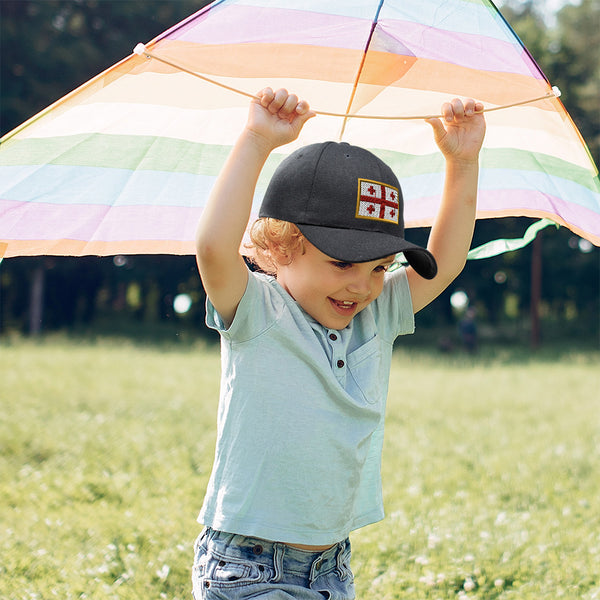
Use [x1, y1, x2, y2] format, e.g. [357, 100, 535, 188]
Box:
[156, 564, 170, 581]
[464, 577, 476, 591]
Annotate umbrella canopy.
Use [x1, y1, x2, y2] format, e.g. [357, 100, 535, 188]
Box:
[1, 0, 599, 258]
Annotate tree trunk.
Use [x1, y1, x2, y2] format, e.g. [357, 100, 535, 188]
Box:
[29, 264, 45, 336]
[530, 233, 542, 349]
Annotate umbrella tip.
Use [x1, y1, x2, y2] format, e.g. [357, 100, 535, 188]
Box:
[552, 85, 562, 98]
[134, 43, 147, 56]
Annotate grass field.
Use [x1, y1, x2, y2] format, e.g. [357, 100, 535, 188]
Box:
[1, 336, 599, 599]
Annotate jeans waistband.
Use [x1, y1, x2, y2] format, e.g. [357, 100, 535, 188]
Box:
[199, 527, 349, 581]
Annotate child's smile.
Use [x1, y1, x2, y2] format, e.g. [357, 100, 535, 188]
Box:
[329, 298, 358, 315]
[276, 241, 395, 330]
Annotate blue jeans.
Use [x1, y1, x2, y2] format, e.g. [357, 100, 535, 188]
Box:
[192, 528, 355, 599]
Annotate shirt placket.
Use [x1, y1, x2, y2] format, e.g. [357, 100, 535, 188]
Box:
[327, 330, 347, 385]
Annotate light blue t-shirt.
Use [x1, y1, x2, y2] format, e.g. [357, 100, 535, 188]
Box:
[198, 267, 414, 545]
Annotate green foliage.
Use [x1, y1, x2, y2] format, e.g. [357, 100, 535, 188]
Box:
[499, 0, 600, 164]
[1, 339, 599, 598]
[0, 0, 209, 135]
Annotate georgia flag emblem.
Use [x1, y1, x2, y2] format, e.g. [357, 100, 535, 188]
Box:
[356, 179, 400, 224]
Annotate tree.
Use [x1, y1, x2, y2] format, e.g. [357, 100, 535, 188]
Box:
[550, 0, 600, 164]
[1, 0, 208, 136]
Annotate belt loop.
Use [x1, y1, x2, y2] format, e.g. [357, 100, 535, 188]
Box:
[336, 540, 344, 571]
[309, 551, 325, 584]
[272, 543, 285, 583]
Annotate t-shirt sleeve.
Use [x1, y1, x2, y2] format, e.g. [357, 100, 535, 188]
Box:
[373, 266, 415, 341]
[205, 270, 281, 341]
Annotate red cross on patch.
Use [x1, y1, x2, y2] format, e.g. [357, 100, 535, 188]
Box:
[356, 179, 400, 224]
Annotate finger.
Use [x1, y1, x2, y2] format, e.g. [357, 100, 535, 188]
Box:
[279, 93, 299, 118]
[441, 101, 454, 123]
[463, 98, 476, 116]
[424, 117, 446, 141]
[295, 104, 317, 128]
[257, 87, 274, 107]
[295, 100, 310, 115]
[450, 98, 466, 120]
[296, 100, 316, 120]
[268, 88, 289, 114]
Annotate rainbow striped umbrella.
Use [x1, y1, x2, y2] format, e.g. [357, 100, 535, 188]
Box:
[1, 0, 599, 260]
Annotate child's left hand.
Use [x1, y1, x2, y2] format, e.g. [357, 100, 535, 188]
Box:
[425, 98, 486, 164]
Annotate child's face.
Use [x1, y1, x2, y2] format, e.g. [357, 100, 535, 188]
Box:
[276, 240, 395, 330]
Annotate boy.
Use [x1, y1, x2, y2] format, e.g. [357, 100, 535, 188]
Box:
[193, 88, 485, 599]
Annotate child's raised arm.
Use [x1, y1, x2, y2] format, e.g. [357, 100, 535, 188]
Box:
[407, 98, 486, 313]
[195, 88, 314, 326]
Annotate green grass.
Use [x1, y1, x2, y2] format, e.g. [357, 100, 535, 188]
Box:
[1, 337, 599, 599]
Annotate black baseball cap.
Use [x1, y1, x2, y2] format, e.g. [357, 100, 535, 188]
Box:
[259, 141, 437, 279]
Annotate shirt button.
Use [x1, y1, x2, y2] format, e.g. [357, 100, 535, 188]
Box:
[337, 359, 345, 368]
[329, 333, 338, 341]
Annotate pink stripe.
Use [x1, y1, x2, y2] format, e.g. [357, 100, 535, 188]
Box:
[4, 191, 598, 248]
[169, 6, 370, 50]
[378, 21, 543, 77]
[0, 200, 203, 242]
[162, 4, 539, 77]
[406, 190, 600, 236]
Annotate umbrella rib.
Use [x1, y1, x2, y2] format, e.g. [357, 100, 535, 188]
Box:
[134, 45, 560, 121]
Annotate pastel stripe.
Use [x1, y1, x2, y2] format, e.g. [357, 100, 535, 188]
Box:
[145, 41, 547, 97]
[2, 189, 598, 259]
[8, 95, 582, 169]
[2, 164, 598, 234]
[2, 138, 598, 197]
[0, 200, 201, 242]
[170, 0, 521, 46]
[1, 239, 195, 257]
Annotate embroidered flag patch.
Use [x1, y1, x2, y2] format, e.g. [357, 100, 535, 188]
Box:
[356, 179, 400, 224]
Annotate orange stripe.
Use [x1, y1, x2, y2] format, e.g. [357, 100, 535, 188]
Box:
[5, 211, 598, 258]
[144, 40, 552, 109]
[1, 239, 196, 258]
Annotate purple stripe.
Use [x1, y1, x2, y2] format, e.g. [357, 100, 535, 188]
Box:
[406, 190, 600, 236]
[0, 200, 203, 242]
[4, 190, 599, 245]
[169, 5, 370, 50]
[163, 4, 539, 77]
[378, 21, 543, 77]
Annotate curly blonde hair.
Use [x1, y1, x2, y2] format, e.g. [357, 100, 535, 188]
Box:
[247, 218, 305, 274]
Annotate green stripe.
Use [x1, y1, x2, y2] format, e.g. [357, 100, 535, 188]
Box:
[2, 133, 599, 193]
[0, 134, 230, 176]
[374, 147, 600, 192]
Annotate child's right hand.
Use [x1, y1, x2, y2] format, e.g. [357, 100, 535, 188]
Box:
[247, 87, 315, 150]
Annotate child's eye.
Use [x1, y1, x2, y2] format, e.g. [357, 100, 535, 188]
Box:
[374, 264, 391, 273]
[331, 261, 353, 270]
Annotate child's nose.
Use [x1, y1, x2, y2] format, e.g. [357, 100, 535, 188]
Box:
[346, 276, 371, 297]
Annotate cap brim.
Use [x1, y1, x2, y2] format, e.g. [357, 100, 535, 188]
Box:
[297, 224, 438, 280]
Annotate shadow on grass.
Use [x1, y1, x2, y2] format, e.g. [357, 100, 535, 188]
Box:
[2, 319, 598, 366]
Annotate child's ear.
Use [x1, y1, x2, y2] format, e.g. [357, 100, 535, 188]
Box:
[274, 236, 305, 266]
[270, 245, 294, 267]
